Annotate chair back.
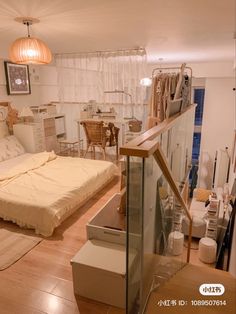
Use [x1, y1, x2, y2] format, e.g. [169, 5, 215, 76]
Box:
[107, 122, 119, 146]
[80, 120, 104, 144]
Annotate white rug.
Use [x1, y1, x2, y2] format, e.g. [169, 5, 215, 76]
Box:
[0, 228, 42, 270]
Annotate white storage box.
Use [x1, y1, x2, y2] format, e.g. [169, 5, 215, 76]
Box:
[87, 193, 140, 250]
[71, 239, 136, 308]
[86, 193, 126, 245]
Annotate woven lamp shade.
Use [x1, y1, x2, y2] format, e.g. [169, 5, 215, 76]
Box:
[9, 36, 52, 65]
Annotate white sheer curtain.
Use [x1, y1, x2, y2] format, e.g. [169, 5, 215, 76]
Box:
[55, 49, 147, 139]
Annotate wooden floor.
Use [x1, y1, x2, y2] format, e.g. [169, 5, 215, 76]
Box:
[145, 264, 236, 314]
[0, 153, 124, 314]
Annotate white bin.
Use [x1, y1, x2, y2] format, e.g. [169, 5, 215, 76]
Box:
[168, 231, 184, 255]
[199, 237, 217, 264]
[71, 239, 136, 308]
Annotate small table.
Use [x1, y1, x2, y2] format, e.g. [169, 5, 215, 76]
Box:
[59, 139, 83, 157]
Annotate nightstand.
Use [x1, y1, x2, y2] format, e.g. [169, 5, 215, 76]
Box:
[13, 123, 45, 153]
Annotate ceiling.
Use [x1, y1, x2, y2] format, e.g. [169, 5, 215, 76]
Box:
[0, 0, 235, 64]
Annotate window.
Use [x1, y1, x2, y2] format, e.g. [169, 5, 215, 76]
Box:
[189, 88, 205, 191]
[192, 88, 205, 163]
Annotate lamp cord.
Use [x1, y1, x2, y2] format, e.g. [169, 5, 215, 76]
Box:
[23, 20, 31, 38]
[26, 22, 30, 38]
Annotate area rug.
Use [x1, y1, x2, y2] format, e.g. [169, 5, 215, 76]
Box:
[0, 228, 42, 270]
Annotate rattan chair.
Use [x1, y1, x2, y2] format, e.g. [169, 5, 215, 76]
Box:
[80, 120, 119, 159]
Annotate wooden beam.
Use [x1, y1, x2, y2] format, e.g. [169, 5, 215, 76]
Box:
[120, 140, 159, 158]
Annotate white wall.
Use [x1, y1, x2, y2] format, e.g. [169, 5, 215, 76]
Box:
[0, 59, 58, 112]
[38, 65, 59, 104]
[198, 78, 235, 189]
[0, 59, 42, 111]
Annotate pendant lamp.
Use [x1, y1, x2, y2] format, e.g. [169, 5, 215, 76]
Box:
[9, 18, 52, 65]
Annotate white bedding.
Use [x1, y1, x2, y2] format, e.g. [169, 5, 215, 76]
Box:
[0, 152, 117, 236]
[0, 153, 32, 175]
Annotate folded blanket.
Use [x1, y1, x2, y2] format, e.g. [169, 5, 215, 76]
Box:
[0, 151, 57, 186]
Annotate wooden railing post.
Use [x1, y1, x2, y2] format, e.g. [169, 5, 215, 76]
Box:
[153, 143, 192, 263]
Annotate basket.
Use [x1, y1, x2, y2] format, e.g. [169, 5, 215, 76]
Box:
[128, 119, 142, 132]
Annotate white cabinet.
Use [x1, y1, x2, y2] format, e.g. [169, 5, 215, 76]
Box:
[43, 115, 66, 152]
[55, 115, 66, 136]
[13, 123, 45, 153]
[13, 115, 66, 153]
[71, 240, 127, 308]
[205, 198, 220, 240]
[43, 117, 57, 152]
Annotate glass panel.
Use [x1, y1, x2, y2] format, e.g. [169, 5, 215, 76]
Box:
[126, 155, 144, 313]
[168, 109, 195, 184]
[141, 155, 187, 313]
[126, 106, 196, 313]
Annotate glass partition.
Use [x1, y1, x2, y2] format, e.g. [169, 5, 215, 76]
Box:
[124, 106, 196, 313]
[126, 156, 144, 313]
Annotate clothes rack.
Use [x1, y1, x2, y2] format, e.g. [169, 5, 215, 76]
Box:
[148, 63, 192, 129]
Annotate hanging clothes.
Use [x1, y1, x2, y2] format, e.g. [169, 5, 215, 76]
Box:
[148, 64, 192, 129]
[149, 72, 179, 126]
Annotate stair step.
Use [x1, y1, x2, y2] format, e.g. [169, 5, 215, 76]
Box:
[145, 264, 235, 314]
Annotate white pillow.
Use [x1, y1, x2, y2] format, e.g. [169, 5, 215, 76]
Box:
[0, 135, 25, 162]
[0, 121, 9, 139]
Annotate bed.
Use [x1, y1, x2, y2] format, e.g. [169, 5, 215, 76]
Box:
[0, 123, 117, 236]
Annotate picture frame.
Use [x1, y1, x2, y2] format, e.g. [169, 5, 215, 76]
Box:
[4, 61, 31, 95]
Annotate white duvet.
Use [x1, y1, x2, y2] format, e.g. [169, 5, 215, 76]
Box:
[0, 152, 117, 236]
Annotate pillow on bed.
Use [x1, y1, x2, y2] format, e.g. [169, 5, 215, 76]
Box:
[0, 135, 25, 162]
[0, 121, 9, 139]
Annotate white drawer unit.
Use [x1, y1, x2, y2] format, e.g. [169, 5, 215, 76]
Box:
[43, 117, 57, 152]
[55, 115, 66, 136]
[13, 123, 45, 153]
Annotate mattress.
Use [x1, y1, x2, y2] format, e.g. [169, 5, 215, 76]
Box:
[0, 152, 117, 236]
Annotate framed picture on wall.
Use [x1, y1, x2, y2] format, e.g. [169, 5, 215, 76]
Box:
[4, 61, 31, 95]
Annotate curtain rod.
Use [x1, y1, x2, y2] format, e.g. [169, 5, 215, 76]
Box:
[54, 47, 146, 57]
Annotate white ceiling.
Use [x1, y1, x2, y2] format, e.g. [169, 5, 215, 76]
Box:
[0, 0, 235, 64]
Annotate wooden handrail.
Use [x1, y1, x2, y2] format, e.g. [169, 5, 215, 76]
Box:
[120, 104, 196, 157]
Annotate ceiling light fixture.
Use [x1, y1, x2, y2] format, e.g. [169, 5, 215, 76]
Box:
[9, 17, 52, 65]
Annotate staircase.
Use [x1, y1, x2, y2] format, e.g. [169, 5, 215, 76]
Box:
[144, 264, 236, 314]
